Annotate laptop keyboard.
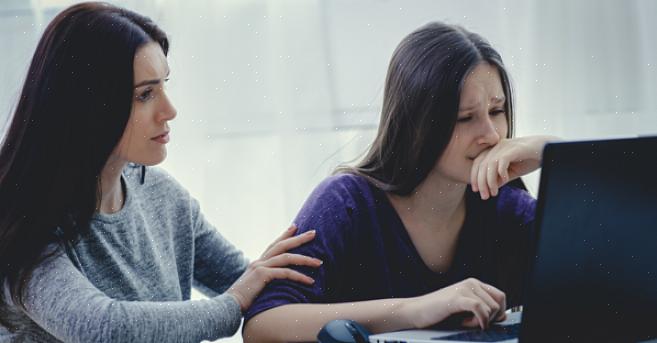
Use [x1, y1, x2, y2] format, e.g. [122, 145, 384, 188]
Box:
[434, 323, 520, 342]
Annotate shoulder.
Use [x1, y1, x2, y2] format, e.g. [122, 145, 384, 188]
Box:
[304, 173, 376, 212]
[313, 173, 373, 198]
[496, 185, 537, 225]
[294, 173, 377, 230]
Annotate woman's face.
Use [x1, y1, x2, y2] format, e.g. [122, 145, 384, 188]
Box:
[435, 62, 508, 184]
[113, 41, 176, 166]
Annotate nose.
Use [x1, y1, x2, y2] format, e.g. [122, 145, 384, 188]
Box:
[158, 91, 177, 122]
[476, 116, 502, 147]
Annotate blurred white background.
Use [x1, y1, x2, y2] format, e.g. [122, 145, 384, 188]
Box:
[1, 0, 656, 341]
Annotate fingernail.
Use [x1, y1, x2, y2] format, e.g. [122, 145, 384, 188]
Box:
[316, 259, 323, 265]
[287, 226, 296, 232]
[306, 230, 316, 235]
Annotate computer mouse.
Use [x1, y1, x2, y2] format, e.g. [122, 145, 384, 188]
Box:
[317, 319, 371, 343]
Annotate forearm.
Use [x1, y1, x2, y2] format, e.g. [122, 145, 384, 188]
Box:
[26, 291, 242, 343]
[103, 294, 242, 342]
[528, 135, 561, 160]
[22, 252, 243, 342]
[243, 298, 416, 343]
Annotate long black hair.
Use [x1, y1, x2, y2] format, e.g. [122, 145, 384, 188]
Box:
[0, 2, 168, 323]
[340, 22, 520, 195]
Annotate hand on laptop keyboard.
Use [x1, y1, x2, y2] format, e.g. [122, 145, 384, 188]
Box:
[403, 278, 507, 330]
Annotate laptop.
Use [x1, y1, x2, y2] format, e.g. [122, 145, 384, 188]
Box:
[370, 136, 657, 343]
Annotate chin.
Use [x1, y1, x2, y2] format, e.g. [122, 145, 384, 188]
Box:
[144, 159, 165, 167]
[148, 154, 167, 166]
[134, 151, 167, 166]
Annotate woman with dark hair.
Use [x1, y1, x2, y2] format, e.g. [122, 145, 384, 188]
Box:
[243, 22, 558, 342]
[0, 2, 321, 342]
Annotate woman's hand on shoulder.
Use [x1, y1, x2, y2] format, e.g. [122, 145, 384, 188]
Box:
[226, 225, 322, 312]
[402, 278, 507, 330]
[470, 135, 560, 200]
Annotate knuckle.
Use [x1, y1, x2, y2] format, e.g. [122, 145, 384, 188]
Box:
[272, 240, 286, 250]
[473, 302, 484, 312]
[251, 261, 265, 271]
[491, 295, 501, 304]
[253, 265, 267, 276]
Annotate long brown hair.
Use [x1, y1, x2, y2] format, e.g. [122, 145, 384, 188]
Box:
[340, 22, 518, 195]
[0, 2, 168, 326]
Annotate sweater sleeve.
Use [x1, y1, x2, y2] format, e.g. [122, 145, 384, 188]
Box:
[191, 198, 249, 297]
[20, 249, 243, 343]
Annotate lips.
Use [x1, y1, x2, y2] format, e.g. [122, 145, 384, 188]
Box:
[151, 131, 170, 144]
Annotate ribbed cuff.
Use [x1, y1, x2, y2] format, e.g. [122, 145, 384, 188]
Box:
[212, 293, 243, 337]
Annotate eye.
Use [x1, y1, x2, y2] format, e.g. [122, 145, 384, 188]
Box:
[457, 116, 472, 123]
[490, 108, 506, 116]
[136, 88, 154, 102]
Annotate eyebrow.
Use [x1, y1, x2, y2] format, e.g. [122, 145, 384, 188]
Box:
[134, 70, 171, 89]
[458, 96, 506, 112]
[459, 102, 480, 112]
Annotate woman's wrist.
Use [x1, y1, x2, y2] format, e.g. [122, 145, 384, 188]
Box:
[529, 135, 561, 159]
[516, 135, 560, 162]
[226, 289, 247, 313]
[398, 296, 425, 329]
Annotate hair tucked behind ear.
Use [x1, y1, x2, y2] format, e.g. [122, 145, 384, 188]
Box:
[0, 2, 168, 328]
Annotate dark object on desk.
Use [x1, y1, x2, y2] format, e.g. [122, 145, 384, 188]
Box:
[520, 136, 657, 342]
[317, 319, 370, 343]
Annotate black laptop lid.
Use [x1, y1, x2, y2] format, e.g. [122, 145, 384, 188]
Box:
[520, 136, 657, 342]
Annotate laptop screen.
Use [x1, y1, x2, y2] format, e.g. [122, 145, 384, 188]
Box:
[521, 136, 657, 342]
